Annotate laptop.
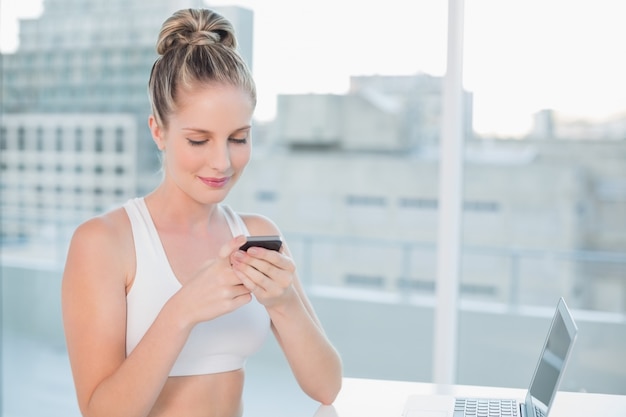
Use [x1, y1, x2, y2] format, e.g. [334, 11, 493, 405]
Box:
[403, 297, 578, 417]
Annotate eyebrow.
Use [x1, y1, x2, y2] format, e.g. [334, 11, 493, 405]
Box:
[182, 126, 251, 135]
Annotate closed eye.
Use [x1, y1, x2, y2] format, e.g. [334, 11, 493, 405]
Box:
[187, 138, 208, 146]
[229, 137, 248, 144]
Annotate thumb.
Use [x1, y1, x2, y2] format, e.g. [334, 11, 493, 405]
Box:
[219, 235, 248, 259]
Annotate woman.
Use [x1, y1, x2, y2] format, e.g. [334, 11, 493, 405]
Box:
[62, 8, 342, 417]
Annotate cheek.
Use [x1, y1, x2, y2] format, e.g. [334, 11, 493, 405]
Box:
[232, 146, 251, 169]
[168, 145, 204, 171]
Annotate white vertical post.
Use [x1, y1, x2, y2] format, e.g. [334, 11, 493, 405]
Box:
[433, 0, 465, 385]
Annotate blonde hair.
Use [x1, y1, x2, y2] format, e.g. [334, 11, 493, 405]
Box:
[148, 8, 256, 128]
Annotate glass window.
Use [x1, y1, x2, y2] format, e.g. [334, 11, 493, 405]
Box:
[115, 127, 124, 153]
[74, 127, 82, 151]
[55, 129, 63, 151]
[0, 127, 7, 150]
[1, 2, 624, 417]
[94, 127, 104, 153]
[17, 127, 26, 150]
[457, 0, 626, 392]
[36, 127, 45, 151]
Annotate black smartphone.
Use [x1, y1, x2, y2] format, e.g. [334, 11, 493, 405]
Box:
[239, 235, 283, 252]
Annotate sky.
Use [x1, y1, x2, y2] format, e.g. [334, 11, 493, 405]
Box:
[1, 0, 625, 137]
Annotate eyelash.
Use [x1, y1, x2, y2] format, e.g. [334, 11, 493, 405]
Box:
[229, 137, 248, 144]
[186, 137, 248, 146]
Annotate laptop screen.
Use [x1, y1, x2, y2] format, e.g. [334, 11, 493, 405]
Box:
[527, 298, 578, 412]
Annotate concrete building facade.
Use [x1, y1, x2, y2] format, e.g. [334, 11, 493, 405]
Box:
[273, 74, 473, 151]
[0, 114, 137, 242]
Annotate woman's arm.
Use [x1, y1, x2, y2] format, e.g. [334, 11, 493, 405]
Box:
[268, 264, 343, 404]
[232, 216, 343, 404]
[62, 211, 250, 417]
[62, 213, 188, 417]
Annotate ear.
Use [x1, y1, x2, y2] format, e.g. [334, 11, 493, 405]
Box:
[148, 115, 165, 151]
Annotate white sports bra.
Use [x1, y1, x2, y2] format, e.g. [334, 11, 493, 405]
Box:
[123, 197, 270, 376]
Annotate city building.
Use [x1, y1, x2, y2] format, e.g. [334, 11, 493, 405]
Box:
[0, 113, 137, 244]
[273, 74, 473, 151]
[529, 109, 626, 141]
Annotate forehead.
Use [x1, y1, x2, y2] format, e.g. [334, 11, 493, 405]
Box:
[172, 83, 254, 129]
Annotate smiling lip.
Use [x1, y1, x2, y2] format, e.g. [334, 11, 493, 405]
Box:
[198, 176, 231, 188]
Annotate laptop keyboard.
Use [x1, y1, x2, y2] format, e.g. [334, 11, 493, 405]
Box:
[534, 405, 546, 417]
[454, 398, 519, 417]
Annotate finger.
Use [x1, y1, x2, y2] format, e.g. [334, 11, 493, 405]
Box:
[231, 282, 252, 297]
[219, 235, 248, 259]
[230, 286, 253, 306]
[244, 246, 290, 269]
[233, 269, 261, 292]
[243, 248, 296, 279]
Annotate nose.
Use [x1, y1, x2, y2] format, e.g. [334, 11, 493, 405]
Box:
[208, 140, 231, 173]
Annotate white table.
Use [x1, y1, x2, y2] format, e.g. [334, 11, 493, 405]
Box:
[312, 377, 626, 417]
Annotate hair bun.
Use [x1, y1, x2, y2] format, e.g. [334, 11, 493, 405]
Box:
[156, 9, 237, 56]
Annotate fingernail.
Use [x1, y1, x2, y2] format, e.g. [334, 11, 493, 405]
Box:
[233, 251, 244, 260]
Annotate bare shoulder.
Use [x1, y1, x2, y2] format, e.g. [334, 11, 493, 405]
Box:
[238, 212, 282, 236]
[65, 206, 134, 285]
[70, 207, 131, 250]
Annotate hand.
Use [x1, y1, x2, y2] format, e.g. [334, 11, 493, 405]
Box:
[175, 235, 251, 326]
[230, 245, 296, 308]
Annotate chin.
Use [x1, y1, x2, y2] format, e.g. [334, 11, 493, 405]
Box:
[198, 188, 232, 205]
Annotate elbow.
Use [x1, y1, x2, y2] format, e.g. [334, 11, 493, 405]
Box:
[306, 386, 340, 406]
[319, 378, 342, 405]
[307, 366, 343, 405]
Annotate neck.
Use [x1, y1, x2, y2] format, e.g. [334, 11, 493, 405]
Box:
[144, 188, 221, 234]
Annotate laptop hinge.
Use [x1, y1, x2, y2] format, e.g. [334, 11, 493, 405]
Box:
[520, 402, 529, 417]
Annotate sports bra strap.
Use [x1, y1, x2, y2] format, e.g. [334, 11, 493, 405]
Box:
[221, 205, 250, 237]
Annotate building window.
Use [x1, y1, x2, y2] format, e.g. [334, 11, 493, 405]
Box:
[115, 127, 124, 153]
[0, 127, 6, 150]
[95, 127, 104, 153]
[344, 274, 385, 288]
[346, 195, 387, 207]
[256, 191, 277, 202]
[74, 127, 83, 152]
[56, 129, 64, 151]
[17, 127, 26, 150]
[463, 200, 500, 212]
[36, 127, 44, 151]
[399, 197, 438, 210]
